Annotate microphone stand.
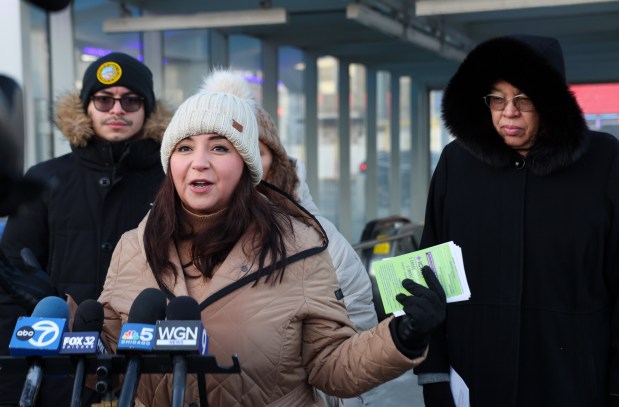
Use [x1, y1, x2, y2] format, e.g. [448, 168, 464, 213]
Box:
[1, 353, 240, 407]
[171, 355, 188, 407]
[70, 357, 86, 407]
[197, 374, 208, 407]
[19, 360, 43, 407]
[118, 356, 141, 407]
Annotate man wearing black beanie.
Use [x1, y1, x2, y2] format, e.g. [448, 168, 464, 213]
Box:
[0, 52, 172, 406]
[79, 52, 156, 118]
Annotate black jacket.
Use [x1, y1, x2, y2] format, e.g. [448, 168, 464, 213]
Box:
[0, 92, 171, 405]
[414, 35, 619, 406]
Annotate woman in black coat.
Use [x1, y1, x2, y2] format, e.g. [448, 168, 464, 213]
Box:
[415, 34, 619, 407]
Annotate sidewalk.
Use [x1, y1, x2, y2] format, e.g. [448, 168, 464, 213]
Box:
[363, 370, 423, 406]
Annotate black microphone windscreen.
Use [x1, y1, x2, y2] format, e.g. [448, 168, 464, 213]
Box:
[72, 299, 104, 332]
[26, 0, 72, 12]
[166, 296, 200, 320]
[128, 288, 167, 324]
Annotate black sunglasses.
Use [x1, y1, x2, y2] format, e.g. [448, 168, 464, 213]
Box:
[91, 95, 144, 113]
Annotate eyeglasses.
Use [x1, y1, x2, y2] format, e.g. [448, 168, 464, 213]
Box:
[91, 95, 144, 113]
[483, 94, 535, 112]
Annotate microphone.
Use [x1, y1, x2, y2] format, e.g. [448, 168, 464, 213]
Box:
[117, 288, 167, 407]
[58, 299, 104, 407]
[153, 296, 208, 407]
[9, 296, 69, 407]
[25, 0, 73, 12]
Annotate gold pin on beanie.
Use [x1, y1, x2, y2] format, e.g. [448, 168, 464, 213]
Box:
[80, 52, 155, 116]
[160, 69, 262, 185]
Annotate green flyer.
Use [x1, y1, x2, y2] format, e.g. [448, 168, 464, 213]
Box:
[373, 241, 471, 315]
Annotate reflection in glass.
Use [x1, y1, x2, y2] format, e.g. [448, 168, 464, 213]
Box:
[399, 76, 412, 218]
[350, 64, 367, 241]
[230, 35, 262, 104]
[28, 4, 52, 162]
[73, 0, 142, 92]
[317, 56, 339, 226]
[278, 47, 305, 163]
[430, 90, 453, 171]
[376, 71, 391, 219]
[163, 29, 210, 108]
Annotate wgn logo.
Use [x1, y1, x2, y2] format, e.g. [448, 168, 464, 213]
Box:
[156, 325, 199, 346]
[154, 321, 208, 354]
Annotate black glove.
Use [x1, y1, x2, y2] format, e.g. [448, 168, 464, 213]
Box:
[0, 247, 55, 312]
[393, 265, 446, 354]
[423, 382, 456, 407]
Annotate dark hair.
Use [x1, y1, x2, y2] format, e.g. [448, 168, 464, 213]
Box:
[264, 148, 300, 200]
[143, 167, 303, 295]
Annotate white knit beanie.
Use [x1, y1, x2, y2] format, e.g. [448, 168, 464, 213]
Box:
[161, 69, 262, 185]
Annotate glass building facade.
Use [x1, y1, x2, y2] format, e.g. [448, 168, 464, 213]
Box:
[16, 1, 619, 243]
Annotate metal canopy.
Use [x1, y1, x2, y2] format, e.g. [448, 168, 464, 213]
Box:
[117, 0, 619, 87]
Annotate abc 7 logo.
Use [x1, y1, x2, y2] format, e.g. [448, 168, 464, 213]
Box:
[16, 321, 61, 347]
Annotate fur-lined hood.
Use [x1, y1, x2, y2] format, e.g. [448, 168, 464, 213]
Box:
[54, 92, 173, 147]
[442, 35, 588, 175]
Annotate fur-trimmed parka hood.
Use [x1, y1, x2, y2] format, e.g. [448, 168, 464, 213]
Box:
[442, 34, 588, 175]
[54, 92, 173, 147]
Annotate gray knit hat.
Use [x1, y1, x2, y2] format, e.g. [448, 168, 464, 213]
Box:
[160, 69, 262, 185]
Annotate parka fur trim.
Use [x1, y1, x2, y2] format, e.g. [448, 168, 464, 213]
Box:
[442, 35, 588, 175]
[54, 92, 173, 147]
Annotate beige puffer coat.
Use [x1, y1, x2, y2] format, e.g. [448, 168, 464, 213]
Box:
[99, 214, 424, 406]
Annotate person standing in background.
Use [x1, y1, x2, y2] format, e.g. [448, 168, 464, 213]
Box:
[0, 52, 172, 406]
[415, 34, 619, 407]
[256, 105, 378, 407]
[257, 105, 377, 331]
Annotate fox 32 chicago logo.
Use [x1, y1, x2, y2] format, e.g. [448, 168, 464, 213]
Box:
[15, 320, 62, 348]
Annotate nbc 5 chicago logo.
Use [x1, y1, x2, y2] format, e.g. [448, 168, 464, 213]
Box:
[15, 320, 62, 347]
[120, 327, 154, 345]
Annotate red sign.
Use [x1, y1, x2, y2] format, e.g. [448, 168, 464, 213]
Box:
[570, 83, 619, 115]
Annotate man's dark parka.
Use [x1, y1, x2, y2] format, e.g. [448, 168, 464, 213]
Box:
[414, 35, 619, 407]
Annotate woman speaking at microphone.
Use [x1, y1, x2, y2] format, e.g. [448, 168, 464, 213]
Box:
[97, 69, 446, 406]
